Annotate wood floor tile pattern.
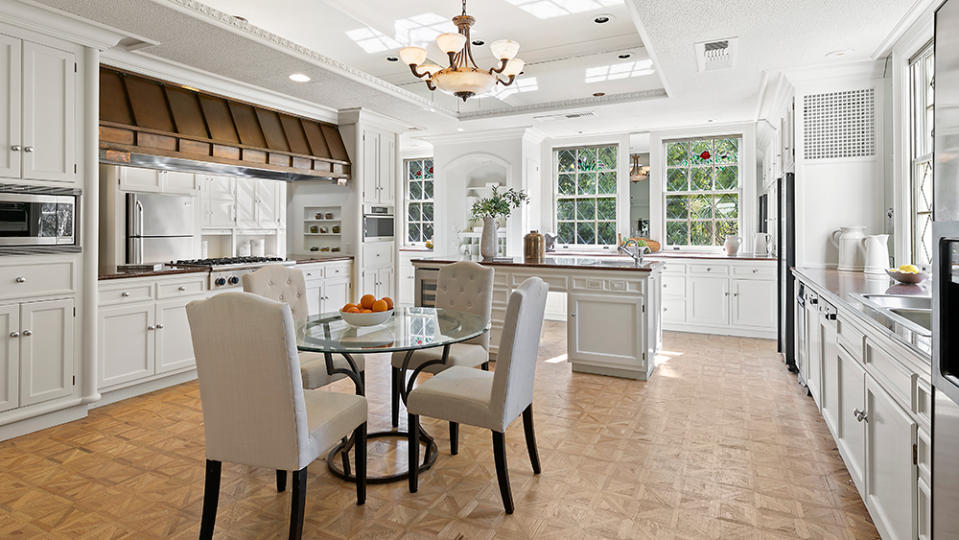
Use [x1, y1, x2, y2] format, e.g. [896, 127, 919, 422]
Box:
[0, 323, 878, 539]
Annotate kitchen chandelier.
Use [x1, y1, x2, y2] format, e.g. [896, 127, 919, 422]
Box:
[398, 0, 524, 102]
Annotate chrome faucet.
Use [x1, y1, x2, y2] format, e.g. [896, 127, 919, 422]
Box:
[618, 239, 649, 265]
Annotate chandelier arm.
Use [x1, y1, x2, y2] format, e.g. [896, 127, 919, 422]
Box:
[425, 79, 436, 91]
[408, 64, 430, 79]
[446, 51, 458, 69]
[464, 29, 479, 69]
[489, 58, 509, 75]
[496, 74, 516, 87]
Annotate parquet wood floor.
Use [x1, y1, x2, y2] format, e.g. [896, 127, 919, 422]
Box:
[0, 324, 878, 539]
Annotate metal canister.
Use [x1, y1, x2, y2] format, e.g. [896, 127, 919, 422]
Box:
[524, 230, 545, 260]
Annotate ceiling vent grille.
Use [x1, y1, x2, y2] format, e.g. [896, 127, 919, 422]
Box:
[802, 89, 876, 160]
[533, 111, 596, 121]
[695, 38, 737, 72]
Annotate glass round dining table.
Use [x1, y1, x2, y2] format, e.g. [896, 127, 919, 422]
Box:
[295, 306, 489, 484]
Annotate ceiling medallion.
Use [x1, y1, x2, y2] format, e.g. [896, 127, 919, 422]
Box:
[398, 0, 524, 102]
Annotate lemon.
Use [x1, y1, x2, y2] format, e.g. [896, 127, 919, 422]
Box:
[898, 264, 919, 274]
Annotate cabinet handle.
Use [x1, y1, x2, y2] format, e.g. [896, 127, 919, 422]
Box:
[121, 291, 130, 297]
[23, 146, 34, 153]
[156, 324, 164, 329]
[853, 408, 869, 423]
[9, 331, 19, 338]
[752, 269, 758, 273]
[148, 325, 156, 330]
[724, 292, 729, 297]
[663, 284, 667, 288]
[178, 286, 187, 292]
[10, 145, 20, 152]
[706, 267, 711, 272]
[21, 329, 32, 336]
[15, 276, 25, 283]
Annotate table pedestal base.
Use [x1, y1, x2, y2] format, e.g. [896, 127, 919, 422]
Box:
[325, 430, 438, 484]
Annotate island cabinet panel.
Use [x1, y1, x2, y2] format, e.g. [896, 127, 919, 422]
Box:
[0, 304, 19, 413]
[568, 293, 645, 371]
[837, 344, 866, 494]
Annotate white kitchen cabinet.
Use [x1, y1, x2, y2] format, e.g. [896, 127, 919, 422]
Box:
[299, 262, 354, 317]
[199, 175, 235, 228]
[98, 302, 154, 388]
[568, 292, 645, 371]
[235, 179, 257, 228]
[323, 278, 350, 312]
[304, 278, 321, 316]
[865, 373, 918, 540]
[18, 298, 74, 406]
[159, 171, 198, 194]
[837, 344, 866, 493]
[0, 303, 18, 413]
[806, 293, 822, 407]
[20, 41, 75, 183]
[361, 269, 376, 300]
[362, 129, 395, 205]
[662, 296, 685, 324]
[375, 267, 394, 299]
[155, 299, 196, 374]
[820, 306, 841, 439]
[236, 179, 281, 229]
[730, 279, 777, 330]
[0, 34, 21, 180]
[686, 275, 729, 326]
[256, 180, 278, 228]
[119, 166, 162, 192]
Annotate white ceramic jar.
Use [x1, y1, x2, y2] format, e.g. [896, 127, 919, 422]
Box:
[830, 226, 867, 271]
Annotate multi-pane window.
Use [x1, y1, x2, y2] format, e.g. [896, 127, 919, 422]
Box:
[405, 158, 434, 245]
[555, 145, 618, 246]
[910, 43, 934, 265]
[664, 137, 741, 247]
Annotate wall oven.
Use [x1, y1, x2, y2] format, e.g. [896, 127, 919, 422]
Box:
[363, 204, 394, 241]
[0, 185, 78, 249]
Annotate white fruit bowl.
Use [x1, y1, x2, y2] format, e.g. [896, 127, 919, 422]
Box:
[339, 309, 393, 327]
[885, 269, 929, 285]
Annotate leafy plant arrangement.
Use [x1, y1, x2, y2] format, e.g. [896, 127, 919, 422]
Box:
[470, 187, 529, 219]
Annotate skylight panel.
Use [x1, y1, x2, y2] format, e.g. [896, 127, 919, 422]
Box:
[393, 13, 457, 47]
[584, 60, 655, 83]
[477, 77, 539, 100]
[345, 26, 402, 53]
[506, 0, 624, 19]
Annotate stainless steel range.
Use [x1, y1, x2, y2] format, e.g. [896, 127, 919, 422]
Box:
[173, 256, 295, 290]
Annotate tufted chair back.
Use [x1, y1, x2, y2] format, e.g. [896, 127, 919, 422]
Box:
[242, 265, 310, 322]
[435, 261, 494, 350]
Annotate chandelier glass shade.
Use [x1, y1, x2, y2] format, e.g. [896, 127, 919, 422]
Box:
[399, 0, 523, 101]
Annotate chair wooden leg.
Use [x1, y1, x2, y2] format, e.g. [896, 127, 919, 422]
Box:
[276, 469, 287, 492]
[288, 467, 307, 540]
[492, 431, 514, 514]
[481, 361, 489, 371]
[408, 414, 420, 493]
[355, 423, 367, 506]
[522, 405, 541, 474]
[391, 367, 400, 428]
[449, 422, 459, 455]
[340, 436, 351, 477]
[199, 459, 221, 540]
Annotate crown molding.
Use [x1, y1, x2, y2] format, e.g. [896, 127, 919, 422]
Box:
[423, 126, 535, 145]
[161, 0, 459, 119]
[7, 0, 124, 50]
[338, 108, 412, 133]
[457, 88, 667, 120]
[872, 0, 940, 59]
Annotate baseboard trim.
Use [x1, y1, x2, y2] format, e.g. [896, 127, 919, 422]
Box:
[571, 363, 649, 380]
[662, 323, 776, 339]
[91, 370, 198, 409]
[0, 404, 87, 442]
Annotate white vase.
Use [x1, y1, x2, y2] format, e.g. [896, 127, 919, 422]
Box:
[830, 226, 867, 271]
[723, 235, 742, 256]
[861, 234, 890, 275]
[480, 216, 498, 260]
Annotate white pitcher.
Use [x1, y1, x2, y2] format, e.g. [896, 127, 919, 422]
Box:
[861, 234, 890, 275]
[724, 234, 742, 256]
[754, 232, 771, 256]
[830, 226, 867, 271]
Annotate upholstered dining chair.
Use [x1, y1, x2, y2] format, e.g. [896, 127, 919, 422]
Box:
[405, 276, 548, 514]
[243, 264, 366, 390]
[390, 260, 494, 454]
[187, 292, 368, 540]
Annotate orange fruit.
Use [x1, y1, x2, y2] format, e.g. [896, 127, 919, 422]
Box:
[360, 294, 376, 309]
[360, 308, 373, 313]
[341, 303, 357, 312]
[371, 299, 388, 312]
[382, 297, 394, 309]
[344, 306, 361, 313]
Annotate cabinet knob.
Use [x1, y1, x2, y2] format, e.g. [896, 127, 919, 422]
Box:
[853, 408, 869, 422]
[10, 145, 20, 152]
[9, 331, 19, 338]
[15, 276, 25, 283]
[121, 291, 130, 297]
[706, 267, 711, 272]
[178, 286, 187, 292]
[752, 269, 758, 273]
[733, 293, 739, 297]
[724, 292, 729, 297]
[21, 329, 32, 336]
[23, 146, 34, 153]
[148, 325, 156, 330]
[156, 323, 165, 329]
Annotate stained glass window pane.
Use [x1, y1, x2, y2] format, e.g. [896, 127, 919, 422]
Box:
[555, 145, 620, 246]
[716, 194, 738, 218]
[666, 196, 687, 219]
[408, 203, 420, 222]
[408, 223, 421, 242]
[666, 142, 688, 166]
[424, 180, 433, 199]
[578, 173, 597, 195]
[409, 181, 422, 200]
[715, 138, 738, 163]
[577, 148, 597, 171]
[422, 203, 433, 221]
[557, 199, 575, 221]
[690, 221, 713, 246]
[666, 168, 687, 191]
[716, 220, 738, 238]
[408, 160, 421, 180]
[576, 199, 596, 220]
[690, 140, 714, 165]
[597, 146, 617, 170]
[690, 194, 712, 219]
[716, 166, 738, 190]
[558, 174, 576, 195]
[424, 160, 434, 179]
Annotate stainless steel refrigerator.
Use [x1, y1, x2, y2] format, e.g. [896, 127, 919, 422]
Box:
[126, 192, 195, 264]
[933, 0, 959, 536]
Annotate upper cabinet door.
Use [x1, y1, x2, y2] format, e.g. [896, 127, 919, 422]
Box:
[0, 35, 21, 180]
[255, 180, 278, 228]
[362, 130, 379, 203]
[21, 41, 76, 183]
[379, 133, 395, 205]
[19, 298, 74, 406]
[0, 303, 19, 414]
[119, 166, 161, 192]
[235, 180, 257, 228]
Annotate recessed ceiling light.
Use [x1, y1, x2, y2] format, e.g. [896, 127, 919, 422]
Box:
[288, 73, 311, 83]
[593, 92, 606, 97]
[825, 49, 854, 58]
[618, 53, 631, 59]
[386, 56, 398, 62]
[594, 14, 611, 24]
[472, 39, 485, 46]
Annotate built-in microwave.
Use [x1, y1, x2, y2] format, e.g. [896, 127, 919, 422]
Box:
[363, 204, 394, 241]
[0, 185, 78, 248]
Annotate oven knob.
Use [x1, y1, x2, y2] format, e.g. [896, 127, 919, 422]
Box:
[228, 276, 240, 285]
[215, 277, 227, 287]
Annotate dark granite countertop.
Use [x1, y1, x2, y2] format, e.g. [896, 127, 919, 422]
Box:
[792, 267, 931, 360]
[289, 255, 354, 264]
[99, 265, 209, 281]
[646, 251, 776, 261]
[411, 255, 661, 272]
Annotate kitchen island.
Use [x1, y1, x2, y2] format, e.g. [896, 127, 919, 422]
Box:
[411, 256, 663, 380]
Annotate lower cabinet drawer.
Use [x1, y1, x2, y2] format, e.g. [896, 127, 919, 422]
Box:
[864, 339, 914, 410]
[363, 243, 393, 267]
[99, 282, 154, 305]
[731, 264, 776, 279]
[687, 263, 728, 276]
[157, 277, 206, 299]
[300, 264, 325, 280]
[0, 260, 75, 300]
[324, 262, 351, 279]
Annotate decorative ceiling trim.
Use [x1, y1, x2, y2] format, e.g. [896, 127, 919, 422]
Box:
[162, 0, 459, 118]
[457, 88, 668, 120]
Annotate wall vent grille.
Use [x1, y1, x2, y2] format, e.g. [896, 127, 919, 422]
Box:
[802, 89, 875, 160]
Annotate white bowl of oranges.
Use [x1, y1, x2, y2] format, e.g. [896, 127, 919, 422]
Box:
[339, 294, 394, 327]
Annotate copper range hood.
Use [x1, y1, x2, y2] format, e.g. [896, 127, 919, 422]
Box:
[99, 66, 351, 182]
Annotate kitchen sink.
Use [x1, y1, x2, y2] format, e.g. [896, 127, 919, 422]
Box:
[859, 294, 931, 310]
[889, 308, 932, 332]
